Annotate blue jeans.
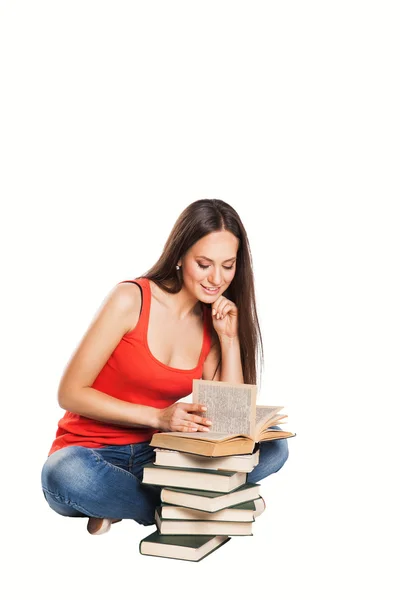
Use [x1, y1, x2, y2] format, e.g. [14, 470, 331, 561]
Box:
[41, 434, 289, 526]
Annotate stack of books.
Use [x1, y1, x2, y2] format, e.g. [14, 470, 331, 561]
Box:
[139, 447, 266, 562]
[139, 379, 295, 562]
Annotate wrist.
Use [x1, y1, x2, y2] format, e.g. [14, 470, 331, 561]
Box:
[131, 405, 160, 429]
[148, 406, 161, 429]
[218, 334, 239, 345]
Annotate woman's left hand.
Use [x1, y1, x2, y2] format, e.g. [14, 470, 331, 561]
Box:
[211, 296, 239, 339]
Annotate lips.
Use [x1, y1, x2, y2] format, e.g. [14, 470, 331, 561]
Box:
[201, 284, 220, 294]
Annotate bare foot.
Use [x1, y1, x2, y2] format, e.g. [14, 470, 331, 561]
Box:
[87, 517, 122, 535]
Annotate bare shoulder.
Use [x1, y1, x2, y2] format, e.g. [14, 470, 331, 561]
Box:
[103, 281, 147, 336]
[115, 280, 142, 309]
[96, 282, 142, 331]
[57, 282, 141, 400]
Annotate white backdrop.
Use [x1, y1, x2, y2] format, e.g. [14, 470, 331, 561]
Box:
[1, 1, 399, 599]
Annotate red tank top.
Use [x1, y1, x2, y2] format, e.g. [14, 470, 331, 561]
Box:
[48, 278, 213, 455]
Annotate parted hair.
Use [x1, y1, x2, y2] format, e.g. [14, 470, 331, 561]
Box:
[140, 199, 263, 387]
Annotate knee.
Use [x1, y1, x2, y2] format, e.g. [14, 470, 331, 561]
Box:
[41, 446, 93, 496]
[267, 426, 289, 473]
[275, 438, 289, 472]
[259, 437, 289, 475]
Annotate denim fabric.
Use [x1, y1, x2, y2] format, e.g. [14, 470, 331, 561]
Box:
[41, 432, 289, 526]
[41, 442, 161, 525]
[246, 431, 289, 484]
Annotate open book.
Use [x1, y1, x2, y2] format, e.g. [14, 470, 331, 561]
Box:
[150, 379, 295, 457]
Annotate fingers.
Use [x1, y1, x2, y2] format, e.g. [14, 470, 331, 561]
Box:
[175, 422, 210, 433]
[211, 297, 237, 320]
[186, 408, 212, 428]
[180, 404, 212, 425]
[184, 403, 207, 413]
[171, 404, 212, 432]
[211, 299, 229, 319]
[177, 415, 212, 432]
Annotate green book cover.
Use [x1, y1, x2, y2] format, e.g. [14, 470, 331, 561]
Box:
[141, 531, 217, 548]
[139, 531, 231, 562]
[160, 482, 261, 512]
[160, 500, 256, 511]
[161, 482, 260, 498]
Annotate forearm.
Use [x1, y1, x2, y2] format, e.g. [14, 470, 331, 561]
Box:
[58, 386, 159, 429]
[218, 335, 244, 384]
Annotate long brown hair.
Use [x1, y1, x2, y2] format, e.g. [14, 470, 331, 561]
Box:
[139, 199, 264, 387]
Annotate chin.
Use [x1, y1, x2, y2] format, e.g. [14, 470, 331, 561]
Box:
[200, 297, 218, 304]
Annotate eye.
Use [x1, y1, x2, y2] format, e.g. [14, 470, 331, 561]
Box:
[197, 263, 234, 270]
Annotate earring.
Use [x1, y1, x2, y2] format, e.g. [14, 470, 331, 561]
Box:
[176, 265, 181, 270]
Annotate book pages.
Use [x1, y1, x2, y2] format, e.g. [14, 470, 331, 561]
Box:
[255, 405, 286, 436]
[193, 379, 257, 437]
[159, 431, 248, 441]
[258, 415, 288, 435]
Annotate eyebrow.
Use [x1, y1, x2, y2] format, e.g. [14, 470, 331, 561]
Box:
[196, 255, 236, 263]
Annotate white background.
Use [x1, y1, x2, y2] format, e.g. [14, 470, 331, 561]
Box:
[1, 1, 399, 598]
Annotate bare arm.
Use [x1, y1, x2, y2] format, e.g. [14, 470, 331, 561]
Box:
[57, 283, 159, 428]
[58, 283, 210, 432]
[219, 334, 244, 384]
[60, 387, 160, 429]
[202, 329, 244, 384]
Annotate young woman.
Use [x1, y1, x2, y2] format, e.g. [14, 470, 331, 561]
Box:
[41, 199, 289, 534]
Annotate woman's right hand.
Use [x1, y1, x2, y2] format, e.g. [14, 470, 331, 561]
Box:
[156, 403, 212, 433]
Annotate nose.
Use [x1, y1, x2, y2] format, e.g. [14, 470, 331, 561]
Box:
[207, 267, 223, 286]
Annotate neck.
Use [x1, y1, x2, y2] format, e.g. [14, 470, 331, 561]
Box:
[171, 286, 202, 320]
[152, 279, 202, 321]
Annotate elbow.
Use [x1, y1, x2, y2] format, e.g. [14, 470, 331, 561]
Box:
[58, 385, 90, 411]
[58, 392, 70, 411]
[57, 377, 71, 410]
[57, 386, 79, 411]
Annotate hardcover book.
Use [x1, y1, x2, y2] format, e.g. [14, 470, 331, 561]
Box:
[142, 462, 246, 493]
[160, 482, 261, 513]
[155, 507, 253, 536]
[158, 499, 257, 522]
[153, 447, 260, 473]
[150, 379, 295, 457]
[139, 531, 230, 562]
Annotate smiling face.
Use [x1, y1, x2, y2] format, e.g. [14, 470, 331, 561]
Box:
[178, 230, 239, 302]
